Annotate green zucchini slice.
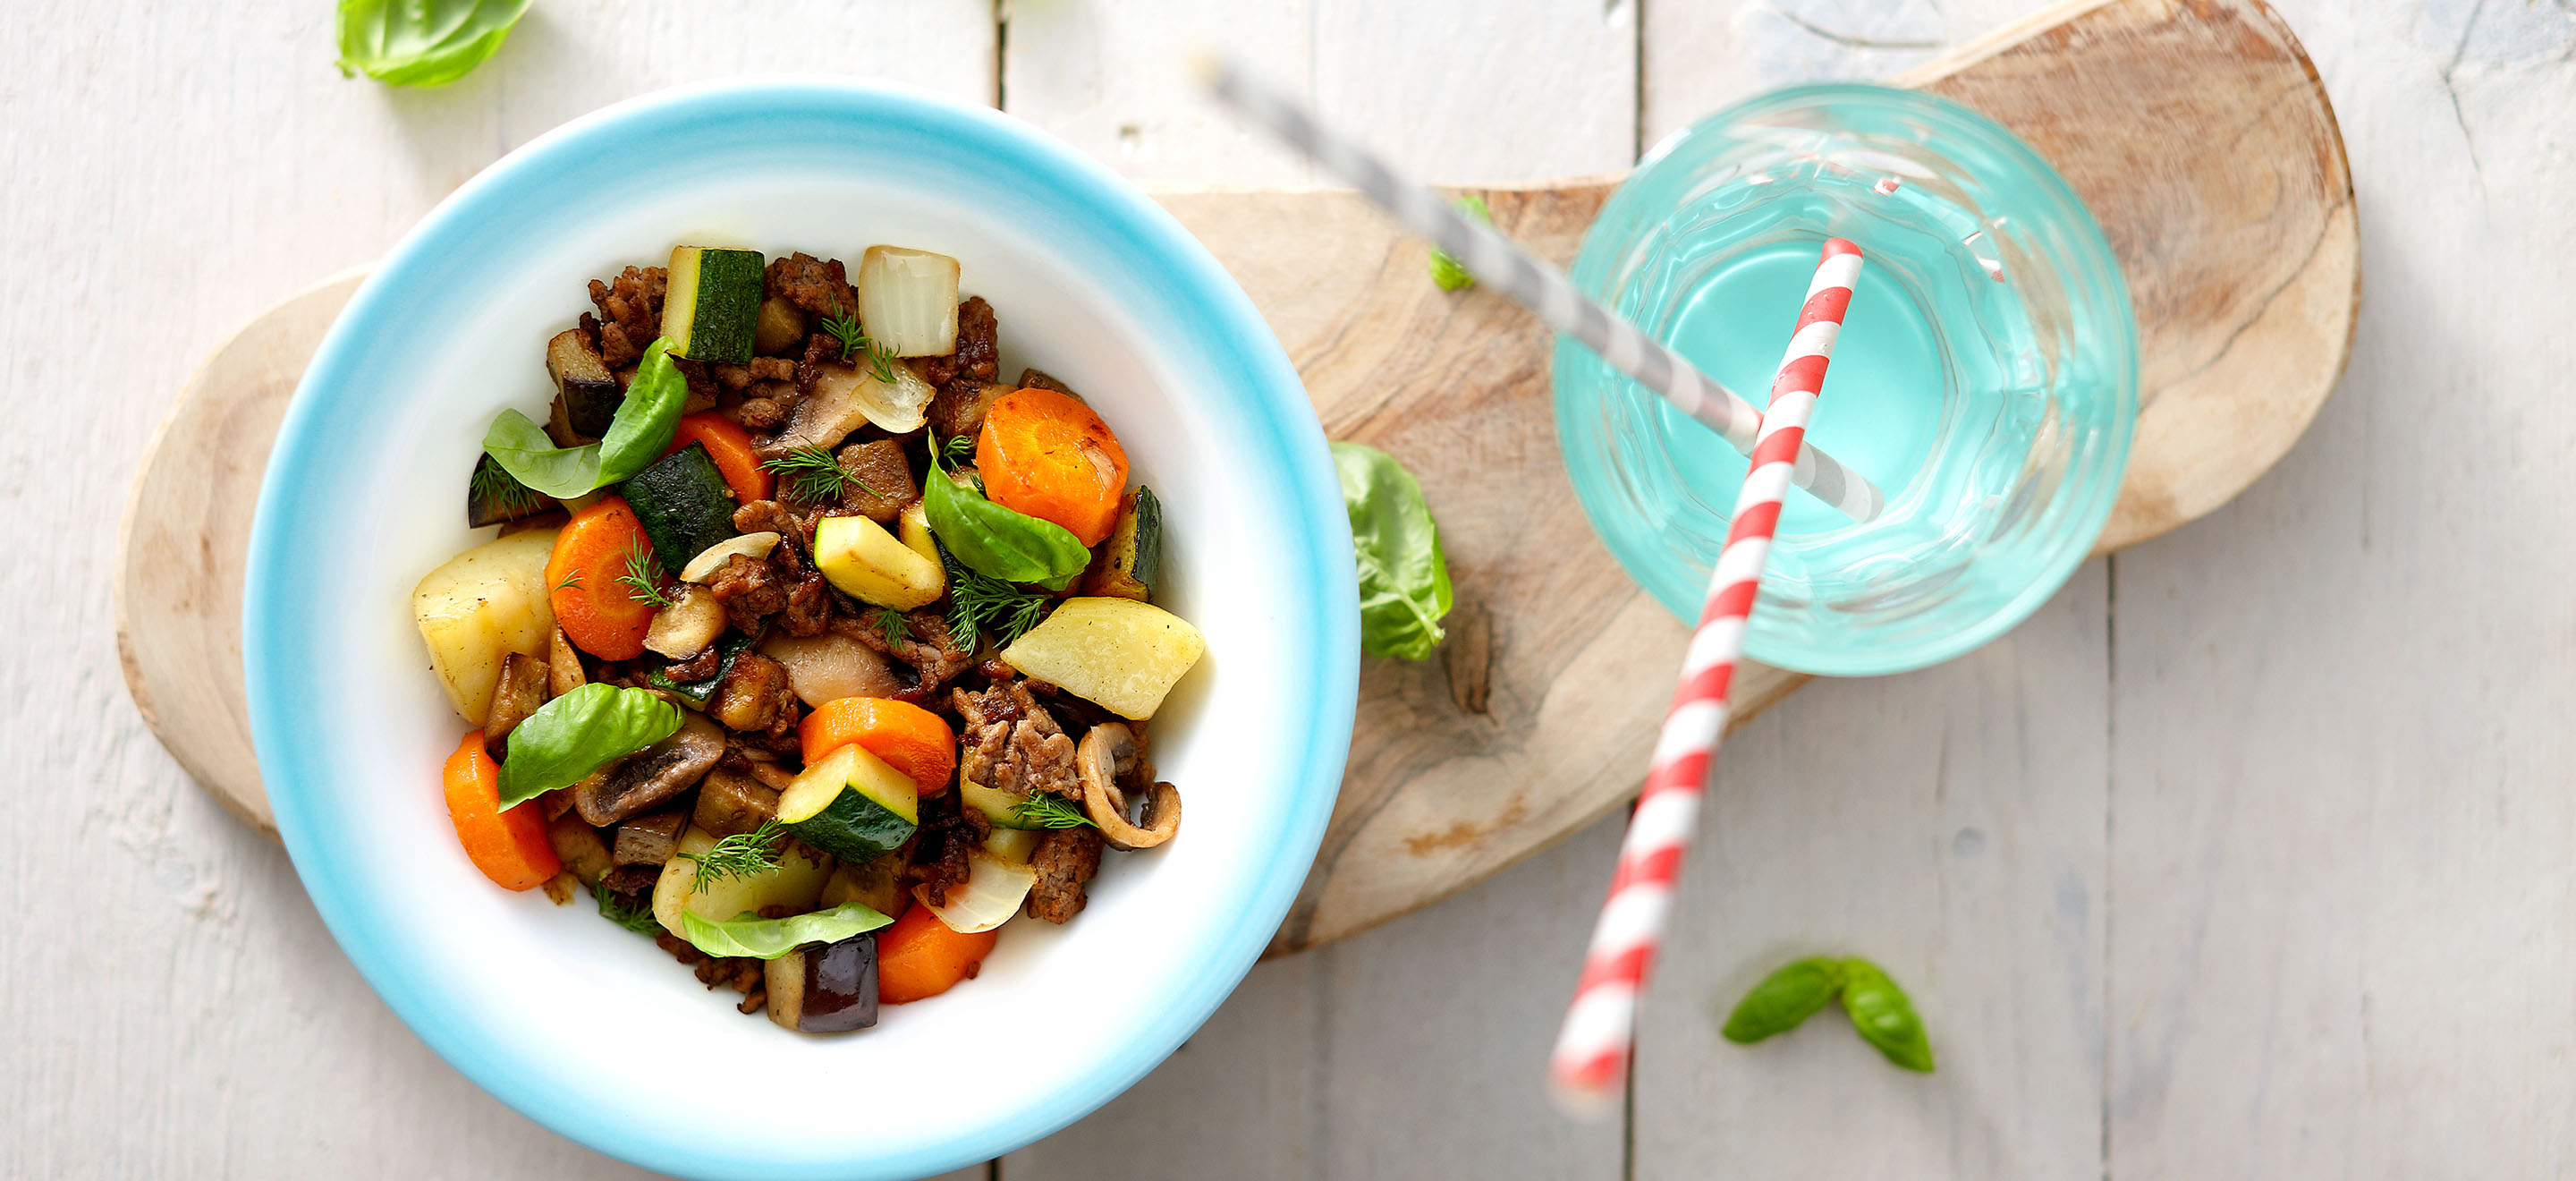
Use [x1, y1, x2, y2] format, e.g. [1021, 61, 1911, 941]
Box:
[1082, 485, 1162, 601]
[662, 245, 766, 364]
[622, 444, 738, 570]
[780, 744, 920, 864]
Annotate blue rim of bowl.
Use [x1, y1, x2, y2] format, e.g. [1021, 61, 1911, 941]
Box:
[244, 78, 1357, 1180]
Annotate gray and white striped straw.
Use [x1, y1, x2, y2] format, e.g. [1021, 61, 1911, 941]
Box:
[1199, 57, 1886, 523]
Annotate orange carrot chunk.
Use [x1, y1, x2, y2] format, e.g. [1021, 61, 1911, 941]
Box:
[876, 904, 1000, 1004]
[799, 697, 957, 794]
[546, 497, 658, 660]
[443, 729, 561, 891]
[975, 387, 1130, 547]
[662, 412, 772, 504]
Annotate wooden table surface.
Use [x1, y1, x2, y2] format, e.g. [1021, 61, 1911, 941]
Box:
[11, 0, 2572, 1177]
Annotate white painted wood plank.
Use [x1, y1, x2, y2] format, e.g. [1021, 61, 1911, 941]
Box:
[2106, 1, 2576, 1176]
[0, 3, 991, 1177]
[1629, 563, 2109, 1180]
[1639, 0, 2032, 144]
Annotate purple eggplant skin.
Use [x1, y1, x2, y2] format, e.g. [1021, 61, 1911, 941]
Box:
[800, 933, 879, 1032]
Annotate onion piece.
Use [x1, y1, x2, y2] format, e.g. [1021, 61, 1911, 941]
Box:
[914, 850, 1037, 933]
[680, 531, 779, 583]
[858, 246, 961, 357]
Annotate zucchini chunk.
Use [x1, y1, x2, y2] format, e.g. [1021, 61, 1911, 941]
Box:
[661, 246, 766, 364]
[1081, 486, 1161, 601]
[545, 328, 623, 438]
[622, 444, 739, 571]
[812, 514, 944, 609]
[780, 743, 919, 864]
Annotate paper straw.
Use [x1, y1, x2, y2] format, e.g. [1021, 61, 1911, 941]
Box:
[1546, 239, 1867, 1114]
[1198, 58, 1885, 523]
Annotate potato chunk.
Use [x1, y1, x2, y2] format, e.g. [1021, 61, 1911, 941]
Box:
[412, 528, 560, 726]
[1000, 597, 1205, 719]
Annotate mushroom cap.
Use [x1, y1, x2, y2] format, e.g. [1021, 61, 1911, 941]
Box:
[572, 712, 725, 826]
[1075, 722, 1180, 851]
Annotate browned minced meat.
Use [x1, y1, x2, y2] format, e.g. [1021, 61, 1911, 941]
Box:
[733, 382, 794, 432]
[713, 356, 796, 391]
[953, 680, 1081, 799]
[1027, 828, 1104, 923]
[907, 789, 989, 907]
[837, 438, 919, 521]
[706, 552, 787, 633]
[599, 862, 661, 901]
[792, 332, 842, 400]
[771, 540, 831, 638]
[660, 642, 724, 684]
[927, 382, 1013, 446]
[587, 266, 665, 368]
[657, 933, 762, 996]
[765, 251, 857, 318]
[914, 296, 998, 389]
[842, 607, 973, 692]
[734, 499, 819, 549]
[708, 652, 799, 736]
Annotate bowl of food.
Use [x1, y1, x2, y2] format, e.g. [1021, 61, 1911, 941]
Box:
[243, 79, 1357, 1179]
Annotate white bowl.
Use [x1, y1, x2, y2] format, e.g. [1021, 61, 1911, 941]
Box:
[245, 79, 1358, 1179]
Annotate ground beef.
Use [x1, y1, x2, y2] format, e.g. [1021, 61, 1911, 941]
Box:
[706, 552, 787, 633]
[587, 266, 665, 368]
[906, 790, 988, 907]
[709, 652, 799, 736]
[1027, 828, 1104, 923]
[927, 381, 1013, 443]
[733, 499, 820, 549]
[599, 862, 660, 900]
[660, 642, 723, 683]
[953, 680, 1081, 799]
[836, 438, 919, 521]
[711, 356, 796, 391]
[657, 933, 761, 996]
[772, 540, 831, 638]
[844, 607, 974, 692]
[914, 296, 998, 389]
[765, 251, 858, 318]
[793, 331, 841, 401]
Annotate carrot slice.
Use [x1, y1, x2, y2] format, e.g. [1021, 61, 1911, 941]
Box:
[546, 497, 657, 660]
[443, 729, 561, 891]
[976, 387, 1130, 547]
[799, 697, 957, 794]
[662, 412, 772, 504]
[876, 903, 1000, 1004]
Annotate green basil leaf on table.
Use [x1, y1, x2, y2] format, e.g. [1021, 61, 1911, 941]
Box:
[495, 684, 684, 808]
[1836, 957, 1935, 1072]
[679, 903, 894, 960]
[1428, 193, 1491, 292]
[482, 338, 688, 498]
[1332, 441, 1453, 660]
[335, 0, 532, 88]
[1718, 956, 1846, 1044]
[922, 448, 1091, 585]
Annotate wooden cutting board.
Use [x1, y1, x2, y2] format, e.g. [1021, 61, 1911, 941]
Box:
[114, 0, 2354, 955]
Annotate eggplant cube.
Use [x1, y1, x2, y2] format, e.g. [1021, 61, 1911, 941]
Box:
[765, 934, 879, 1033]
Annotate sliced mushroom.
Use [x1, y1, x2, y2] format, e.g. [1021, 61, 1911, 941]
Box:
[573, 714, 725, 827]
[614, 810, 689, 866]
[547, 626, 587, 698]
[482, 652, 549, 755]
[1074, 722, 1181, 850]
[643, 585, 727, 659]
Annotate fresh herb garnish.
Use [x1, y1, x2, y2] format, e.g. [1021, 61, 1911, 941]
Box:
[469, 455, 547, 521]
[1720, 956, 1934, 1073]
[591, 879, 662, 936]
[1010, 792, 1097, 830]
[939, 433, 979, 467]
[689, 820, 789, 894]
[1333, 441, 1453, 660]
[943, 545, 1053, 650]
[678, 902, 893, 960]
[335, 0, 531, 88]
[554, 570, 583, 592]
[496, 684, 682, 807]
[869, 607, 908, 647]
[1428, 193, 1491, 292]
[482, 337, 689, 497]
[818, 303, 900, 383]
[762, 445, 877, 505]
[614, 542, 677, 608]
[923, 435, 1091, 587]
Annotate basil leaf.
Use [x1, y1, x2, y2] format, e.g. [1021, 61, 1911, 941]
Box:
[1837, 958, 1935, 1072]
[496, 684, 683, 808]
[335, 0, 531, 88]
[679, 904, 894, 960]
[481, 338, 688, 498]
[923, 460, 1091, 585]
[1332, 442, 1453, 660]
[1719, 956, 1845, 1044]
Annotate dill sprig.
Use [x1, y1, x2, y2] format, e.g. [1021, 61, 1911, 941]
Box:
[470, 455, 548, 519]
[818, 303, 899, 383]
[689, 820, 789, 893]
[942, 545, 1051, 650]
[1011, 792, 1097, 830]
[763, 445, 878, 505]
[591, 879, 661, 935]
[869, 606, 908, 647]
[937, 433, 978, 468]
[554, 570, 583, 591]
[614, 542, 677, 608]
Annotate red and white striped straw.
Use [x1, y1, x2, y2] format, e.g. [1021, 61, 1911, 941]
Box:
[1547, 238, 1867, 1113]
